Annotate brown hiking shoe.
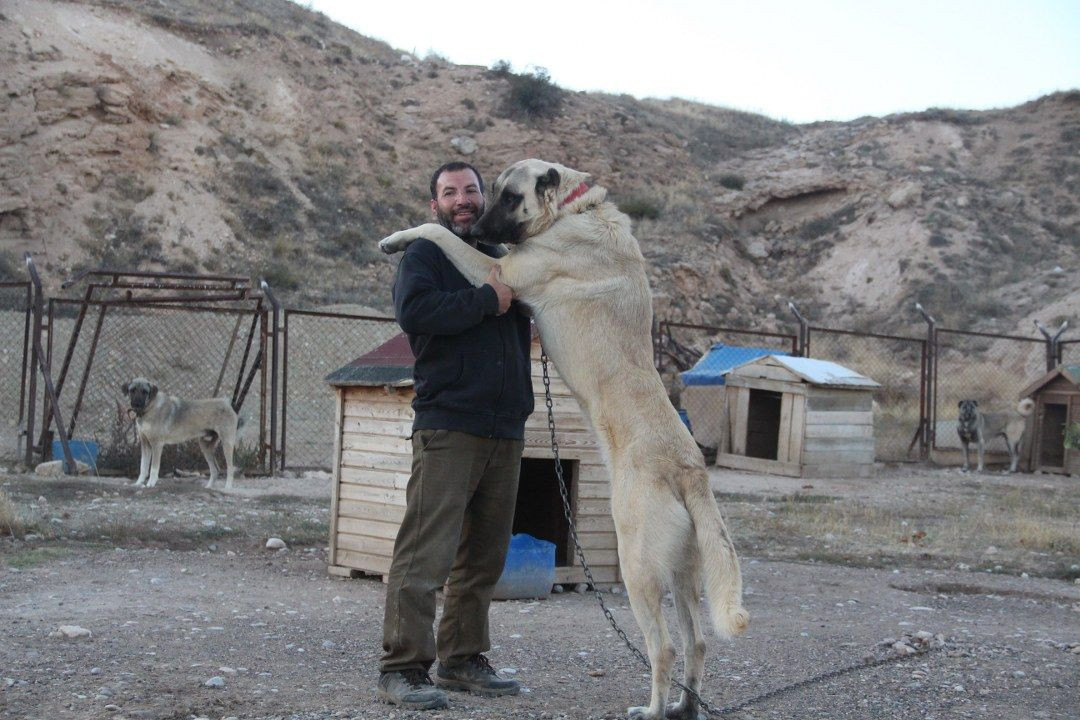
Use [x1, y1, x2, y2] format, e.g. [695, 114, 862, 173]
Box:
[377, 669, 448, 710]
[435, 653, 521, 697]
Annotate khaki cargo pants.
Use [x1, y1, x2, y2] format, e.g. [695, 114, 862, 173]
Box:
[380, 429, 523, 673]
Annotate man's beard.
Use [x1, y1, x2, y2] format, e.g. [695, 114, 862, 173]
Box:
[435, 203, 483, 238]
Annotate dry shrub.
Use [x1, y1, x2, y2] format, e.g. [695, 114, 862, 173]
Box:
[0, 490, 18, 537]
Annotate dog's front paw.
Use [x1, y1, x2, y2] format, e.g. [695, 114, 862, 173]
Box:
[628, 706, 661, 720]
[379, 230, 415, 254]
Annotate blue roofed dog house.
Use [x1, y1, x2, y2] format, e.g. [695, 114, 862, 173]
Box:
[678, 345, 787, 453]
[715, 355, 880, 478]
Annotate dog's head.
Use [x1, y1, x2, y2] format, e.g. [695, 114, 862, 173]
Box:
[470, 159, 591, 244]
[122, 377, 158, 414]
[957, 399, 978, 422]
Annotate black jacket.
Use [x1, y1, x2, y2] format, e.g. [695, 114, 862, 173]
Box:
[392, 238, 534, 439]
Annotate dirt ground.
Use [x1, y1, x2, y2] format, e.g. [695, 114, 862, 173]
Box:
[1, 466, 1078, 720]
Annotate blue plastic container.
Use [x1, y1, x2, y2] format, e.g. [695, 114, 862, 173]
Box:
[492, 533, 556, 600]
[52, 439, 99, 473]
[678, 409, 693, 433]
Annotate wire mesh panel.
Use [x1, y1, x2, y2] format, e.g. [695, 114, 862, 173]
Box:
[656, 322, 798, 458]
[1061, 340, 1080, 367]
[44, 302, 262, 471]
[933, 329, 1045, 453]
[0, 283, 31, 461]
[806, 328, 925, 462]
[282, 311, 400, 469]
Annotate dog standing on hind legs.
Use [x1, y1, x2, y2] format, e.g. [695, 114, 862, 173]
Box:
[122, 378, 243, 489]
[381, 159, 748, 719]
[956, 398, 1034, 472]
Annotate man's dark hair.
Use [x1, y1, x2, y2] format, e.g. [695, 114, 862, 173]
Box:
[429, 162, 484, 200]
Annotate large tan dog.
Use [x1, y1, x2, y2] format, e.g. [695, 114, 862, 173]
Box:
[381, 159, 747, 719]
[122, 378, 243, 490]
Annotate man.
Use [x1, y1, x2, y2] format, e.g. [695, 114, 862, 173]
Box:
[377, 162, 534, 710]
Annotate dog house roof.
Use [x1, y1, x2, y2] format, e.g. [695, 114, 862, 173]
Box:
[1019, 364, 1080, 398]
[680, 344, 789, 386]
[326, 324, 544, 388]
[727, 355, 881, 389]
[325, 333, 415, 388]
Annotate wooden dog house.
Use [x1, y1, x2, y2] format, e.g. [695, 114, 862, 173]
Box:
[715, 355, 881, 478]
[1019, 364, 1079, 475]
[324, 332, 619, 587]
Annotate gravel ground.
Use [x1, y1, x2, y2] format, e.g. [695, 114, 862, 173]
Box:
[1, 470, 1078, 719]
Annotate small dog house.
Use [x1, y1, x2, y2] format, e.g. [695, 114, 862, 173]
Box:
[715, 355, 881, 478]
[324, 332, 619, 587]
[679, 344, 789, 451]
[1019, 364, 1079, 475]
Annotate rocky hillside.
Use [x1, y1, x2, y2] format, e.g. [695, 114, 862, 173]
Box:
[1, 0, 1077, 335]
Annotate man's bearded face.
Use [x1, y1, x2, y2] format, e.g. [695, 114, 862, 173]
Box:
[431, 168, 485, 237]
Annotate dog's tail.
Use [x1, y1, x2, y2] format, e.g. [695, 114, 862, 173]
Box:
[1017, 398, 1035, 417]
[685, 482, 749, 637]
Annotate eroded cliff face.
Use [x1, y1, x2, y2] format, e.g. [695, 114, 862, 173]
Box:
[2, 0, 1077, 334]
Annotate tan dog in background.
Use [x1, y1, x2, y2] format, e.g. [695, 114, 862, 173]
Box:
[122, 378, 243, 489]
[381, 159, 747, 720]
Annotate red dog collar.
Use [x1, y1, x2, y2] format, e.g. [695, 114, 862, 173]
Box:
[559, 182, 589, 208]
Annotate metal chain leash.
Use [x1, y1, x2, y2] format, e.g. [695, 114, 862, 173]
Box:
[540, 353, 951, 717]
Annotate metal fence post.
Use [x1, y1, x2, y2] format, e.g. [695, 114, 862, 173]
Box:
[24, 254, 75, 473]
[915, 303, 937, 455]
[1034, 320, 1069, 372]
[260, 280, 280, 474]
[788, 302, 809, 357]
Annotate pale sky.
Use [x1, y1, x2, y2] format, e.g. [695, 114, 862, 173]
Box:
[301, 0, 1079, 124]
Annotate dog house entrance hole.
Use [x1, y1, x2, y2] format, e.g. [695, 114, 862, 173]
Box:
[513, 458, 576, 566]
[1040, 403, 1067, 468]
[746, 389, 782, 460]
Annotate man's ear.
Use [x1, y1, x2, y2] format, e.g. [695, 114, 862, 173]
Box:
[429, 198, 438, 216]
[536, 167, 560, 198]
[121, 382, 130, 395]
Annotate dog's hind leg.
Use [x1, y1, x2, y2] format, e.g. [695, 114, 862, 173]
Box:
[666, 556, 706, 720]
[221, 432, 236, 490]
[146, 441, 164, 488]
[134, 438, 151, 486]
[622, 562, 675, 720]
[199, 437, 220, 489]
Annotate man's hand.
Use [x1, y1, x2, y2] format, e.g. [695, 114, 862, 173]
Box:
[485, 265, 513, 315]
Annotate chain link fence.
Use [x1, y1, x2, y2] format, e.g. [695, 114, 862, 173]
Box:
[932, 329, 1046, 455]
[42, 301, 264, 474]
[0, 283, 31, 461]
[805, 329, 925, 462]
[1061, 340, 1080, 367]
[281, 310, 400, 469]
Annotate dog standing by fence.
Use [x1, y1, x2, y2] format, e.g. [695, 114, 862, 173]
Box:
[957, 398, 1034, 472]
[122, 378, 243, 489]
[381, 159, 747, 720]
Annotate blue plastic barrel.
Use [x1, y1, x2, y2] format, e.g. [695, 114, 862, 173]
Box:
[52, 439, 99, 473]
[492, 533, 556, 600]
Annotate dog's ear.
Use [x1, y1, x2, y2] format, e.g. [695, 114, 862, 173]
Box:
[148, 384, 158, 400]
[536, 167, 560, 198]
[121, 382, 130, 395]
[957, 401, 963, 408]
[972, 400, 977, 407]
